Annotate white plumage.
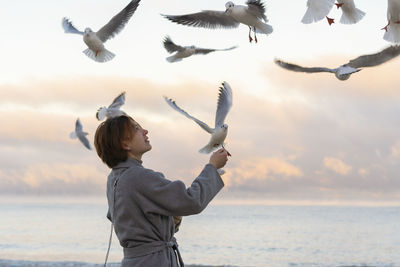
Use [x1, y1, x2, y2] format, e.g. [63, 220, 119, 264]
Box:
[70, 118, 91, 150]
[301, 0, 335, 24]
[336, 0, 365, 25]
[162, 0, 272, 43]
[62, 0, 140, 62]
[164, 82, 233, 154]
[383, 0, 400, 44]
[96, 92, 127, 121]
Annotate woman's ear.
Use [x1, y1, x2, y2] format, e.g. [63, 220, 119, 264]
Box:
[121, 141, 131, 151]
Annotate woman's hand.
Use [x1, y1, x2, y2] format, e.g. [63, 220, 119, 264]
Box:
[209, 148, 229, 169]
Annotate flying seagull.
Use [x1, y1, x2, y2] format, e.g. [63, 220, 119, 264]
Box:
[96, 92, 126, 121]
[163, 36, 237, 63]
[335, 0, 365, 25]
[70, 118, 91, 150]
[164, 82, 233, 155]
[301, 0, 335, 25]
[62, 0, 140, 62]
[382, 0, 400, 44]
[162, 0, 273, 43]
[274, 45, 400, 80]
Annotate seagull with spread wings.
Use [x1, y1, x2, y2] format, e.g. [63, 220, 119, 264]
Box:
[96, 92, 127, 121]
[162, 0, 272, 43]
[275, 45, 400, 81]
[70, 118, 91, 150]
[62, 0, 140, 62]
[163, 36, 237, 63]
[382, 0, 400, 44]
[164, 82, 233, 155]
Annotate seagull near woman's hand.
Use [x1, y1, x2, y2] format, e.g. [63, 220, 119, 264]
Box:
[62, 0, 140, 62]
[275, 45, 400, 81]
[335, 0, 365, 25]
[164, 82, 233, 155]
[163, 36, 237, 63]
[301, 0, 335, 25]
[96, 92, 126, 121]
[70, 118, 91, 150]
[162, 0, 272, 43]
[382, 0, 400, 44]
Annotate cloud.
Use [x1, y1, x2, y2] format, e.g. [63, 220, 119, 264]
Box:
[224, 157, 303, 187]
[323, 157, 352, 175]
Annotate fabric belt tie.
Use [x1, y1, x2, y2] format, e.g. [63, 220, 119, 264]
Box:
[123, 237, 184, 267]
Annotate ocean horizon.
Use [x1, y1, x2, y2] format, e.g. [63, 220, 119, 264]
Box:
[1, 196, 399, 267]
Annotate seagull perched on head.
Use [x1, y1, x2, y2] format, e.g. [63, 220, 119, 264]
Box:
[164, 82, 233, 155]
[382, 0, 400, 44]
[70, 118, 91, 150]
[163, 36, 237, 63]
[162, 0, 272, 43]
[96, 92, 126, 121]
[301, 0, 335, 25]
[62, 0, 140, 62]
[274, 45, 400, 81]
[335, 0, 365, 25]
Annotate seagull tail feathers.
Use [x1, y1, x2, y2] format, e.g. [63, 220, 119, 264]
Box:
[252, 23, 273, 34]
[83, 48, 115, 63]
[96, 107, 108, 121]
[199, 144, 215, 154]
[384, 24, 400, 44]
[69, 132, 77, 139]
[340, 8, 365, 24]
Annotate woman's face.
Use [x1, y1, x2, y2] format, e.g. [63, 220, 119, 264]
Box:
[124, 120, 152, 159]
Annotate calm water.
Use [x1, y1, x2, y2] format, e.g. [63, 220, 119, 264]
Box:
[0, 197, 399, 267]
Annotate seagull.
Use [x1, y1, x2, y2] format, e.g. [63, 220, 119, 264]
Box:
[274, 45, 400, 81]
[382, 0, 400, 44]
[335, 0, 365, 24]
[163, 36, 237, 63]
[62, 0, 140, 62]
[301, 0, 335, 25]
[162, 0, 273, 43]
[70, 118, 91, 150]
[96, 92, 126, 121]
[164, 82, 233, 155]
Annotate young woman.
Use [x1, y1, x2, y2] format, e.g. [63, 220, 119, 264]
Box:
[94, 115, 229, 267]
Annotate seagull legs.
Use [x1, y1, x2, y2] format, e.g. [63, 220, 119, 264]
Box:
[335, 3, 343, 8]
[326, 16, 335, 25]
[248, 26, 253, 43]
[95, 50, 99, 57]
[248, 26, 258, 43]
[381, 20, 390, 32]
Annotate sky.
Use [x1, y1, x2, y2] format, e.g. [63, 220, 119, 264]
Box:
[0, 0, 399, 205]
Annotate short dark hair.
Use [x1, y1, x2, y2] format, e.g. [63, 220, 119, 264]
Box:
[94, 115, 136, 168]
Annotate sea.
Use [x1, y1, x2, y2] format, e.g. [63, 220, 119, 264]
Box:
[0, 197, 399, 267]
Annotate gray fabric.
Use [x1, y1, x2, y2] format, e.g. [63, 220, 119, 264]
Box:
[106, 157, 224, 267]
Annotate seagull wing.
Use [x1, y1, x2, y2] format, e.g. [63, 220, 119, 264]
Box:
[164, 96, 214, 134]
[163, 36, 184, 53]
[96, 0, 140, 43]
[345, 45, 400, 68]
[246, 0, 267, 21]
[162, 10, 240, 29]
[215, 82, 233, 128]
[194, 45, 237, 55]
[62, 18, 84, 35]
[109, 92, 126, 109]
[274, 59, 335, 73]
[75, 118, 83, 132]
[78, 134, 92, 150]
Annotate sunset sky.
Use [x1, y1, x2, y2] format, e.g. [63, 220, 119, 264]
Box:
[1, 0, 399, 205]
